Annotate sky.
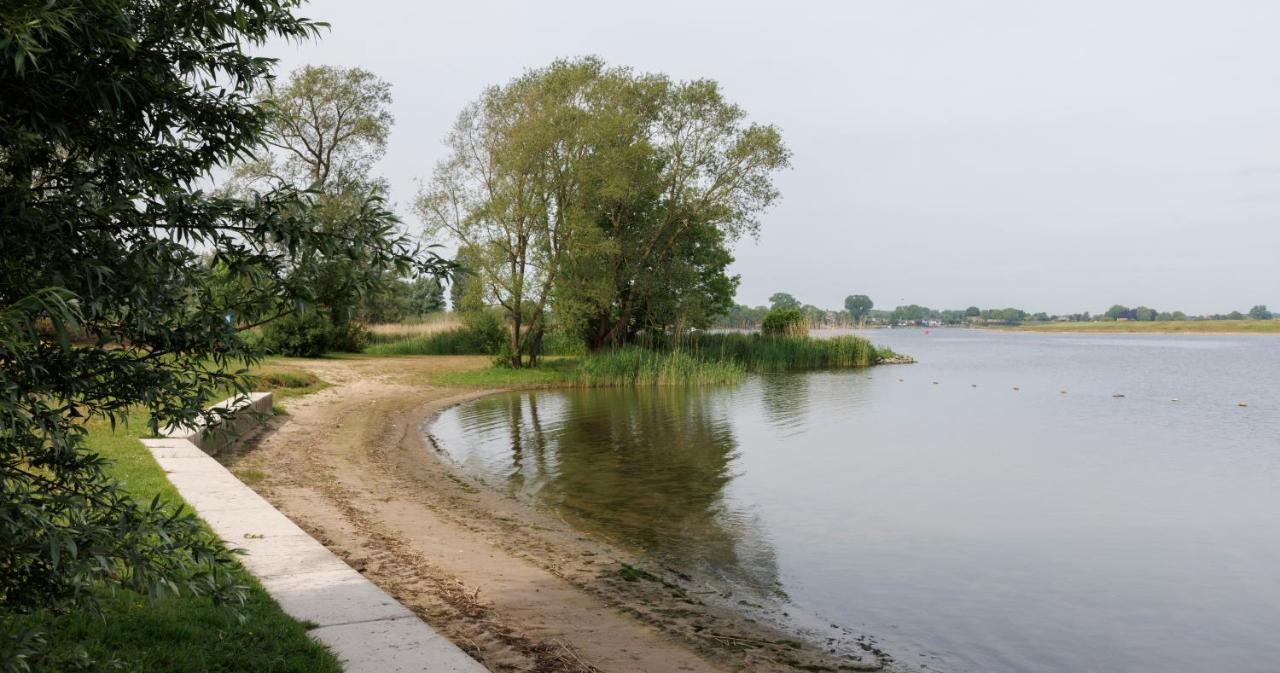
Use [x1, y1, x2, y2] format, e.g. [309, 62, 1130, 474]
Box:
[265, 0, 1280, 315]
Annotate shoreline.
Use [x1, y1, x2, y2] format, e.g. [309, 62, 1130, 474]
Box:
[221, 356, 896, 673]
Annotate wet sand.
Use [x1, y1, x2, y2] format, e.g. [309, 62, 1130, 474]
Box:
[220, 355, 893, 673]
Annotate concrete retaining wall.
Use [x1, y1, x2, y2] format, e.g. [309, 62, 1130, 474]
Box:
[160, 392, 273, 455]
[144, 393, 486, 672]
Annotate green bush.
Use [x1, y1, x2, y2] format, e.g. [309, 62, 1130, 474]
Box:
[541, 330, 588, 356]
[760, 308, 808, 337]
[260, 311, 367, 357]
[462, 309, 509, 355]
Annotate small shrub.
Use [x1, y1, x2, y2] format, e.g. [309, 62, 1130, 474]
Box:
[260, 311, 366, 357]
[460, 309, 508, 354]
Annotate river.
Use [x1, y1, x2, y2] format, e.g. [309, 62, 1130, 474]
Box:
[430, 329, 1280, 673]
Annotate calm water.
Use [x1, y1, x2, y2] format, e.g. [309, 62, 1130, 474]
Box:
[430, 330, 1280, 673]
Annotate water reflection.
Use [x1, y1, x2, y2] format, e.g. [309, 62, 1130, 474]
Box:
[759, 372, 809, 432]
[434, 331, 1280, 673]
[452, 386, 782, 595]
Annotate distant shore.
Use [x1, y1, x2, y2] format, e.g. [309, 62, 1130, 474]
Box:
[998, 319, 1280, 335]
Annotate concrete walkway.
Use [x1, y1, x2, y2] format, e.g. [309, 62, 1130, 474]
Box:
[142, 395, 487, 673]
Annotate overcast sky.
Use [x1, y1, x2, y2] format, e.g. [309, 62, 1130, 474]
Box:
[267, 0, 1280, 314]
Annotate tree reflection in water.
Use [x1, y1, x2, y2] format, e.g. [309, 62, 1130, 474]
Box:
[461, 386, 782, 597]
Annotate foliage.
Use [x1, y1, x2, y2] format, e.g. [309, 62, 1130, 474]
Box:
[232, 65, 392, 193]
[404, 277, 447, 316]
[1249, 304, 1272, 320]
[359, 275, 445, 323]
[5, 421, 341, 673]
[229, 64, 433, 355]
[365, 317, 504, 356]
[0, 0, 440, 654]
[366, 321, 586, 358]
[769, 293, 802, 311]
[713, 304, 771, 329]
[761, 308, 809, 337]
[1010, 319, 1280, 334]
[260, 308, 367, 356]
[844, 294, 874, 322]
[421, 57, 789, 363]
[1105, 304, 1131, 320]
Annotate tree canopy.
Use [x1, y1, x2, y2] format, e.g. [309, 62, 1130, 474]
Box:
[844, 295, 873, 321]
[769, 293, 802, 311]
[0, 0, 442, 631]
[230, 64, 426, 354]
[421, 57, 789, 363]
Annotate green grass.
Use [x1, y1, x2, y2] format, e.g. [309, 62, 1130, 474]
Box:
[244, 366, 327, 398]
[426, 358, 580, 388]
[421, 332, 893, 388]
[6, 419, 341, 673]
[1008, 319, 1280, 334]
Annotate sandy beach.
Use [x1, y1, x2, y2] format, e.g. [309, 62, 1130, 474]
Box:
[219, 355, 890, 673]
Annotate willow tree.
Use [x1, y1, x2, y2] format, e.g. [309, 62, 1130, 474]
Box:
[574, 74, 791, 349]
[418, 59, 616, 367]
[230, 65, 409, 354]
[420, 57, 789, 360]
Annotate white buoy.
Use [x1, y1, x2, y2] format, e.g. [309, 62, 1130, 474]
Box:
[1171, 398, 1179, 403]
[1238, 401, 1248, 407]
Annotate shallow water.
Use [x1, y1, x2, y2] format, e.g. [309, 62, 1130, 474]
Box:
[430, 330, 1280, 673]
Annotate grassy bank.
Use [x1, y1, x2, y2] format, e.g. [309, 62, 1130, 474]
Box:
[5, 382, 339, 672]
[1007, 319, 1280, 334]
[427, 347, 746, 388]
[414, 330, 893, 388]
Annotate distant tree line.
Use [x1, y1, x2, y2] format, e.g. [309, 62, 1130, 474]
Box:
[713, 295, 1276, 328]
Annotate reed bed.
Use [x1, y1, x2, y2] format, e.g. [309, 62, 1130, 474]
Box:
[364, 314, 462, 344]
[364, 329, 489, 355]
[668, 332, 885, 371]
[571, 346, 745, 386]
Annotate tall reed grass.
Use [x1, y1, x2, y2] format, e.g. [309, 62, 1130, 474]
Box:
[364, 329, 490, 355]
[571, 346, 745, 386]
[364, 313, 461, 345]
[668, 332, 884, 371]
